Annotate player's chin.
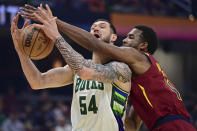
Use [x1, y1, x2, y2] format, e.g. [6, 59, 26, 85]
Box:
[97, 37, 102, 41]
[122, 44, 130, 47]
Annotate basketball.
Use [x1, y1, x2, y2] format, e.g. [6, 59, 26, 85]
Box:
[19, 24, 54, 60]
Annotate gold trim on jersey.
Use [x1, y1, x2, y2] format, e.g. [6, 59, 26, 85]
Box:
[138, 84, 153, 108]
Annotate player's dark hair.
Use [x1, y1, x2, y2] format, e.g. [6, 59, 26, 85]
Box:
[134, 25, 158, 54]
[94, 19, 117, 34]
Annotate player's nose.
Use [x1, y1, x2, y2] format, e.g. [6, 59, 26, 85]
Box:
[93, 26, 100, 32]
[123, 38, 127, 44]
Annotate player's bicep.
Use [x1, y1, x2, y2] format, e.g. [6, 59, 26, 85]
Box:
[40, 65, 74, 88]
[77, 62, 115, 83]
[78, 61, 131, 84]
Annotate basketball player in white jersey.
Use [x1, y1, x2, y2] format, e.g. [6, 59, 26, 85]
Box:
[11, 8, 133, 131]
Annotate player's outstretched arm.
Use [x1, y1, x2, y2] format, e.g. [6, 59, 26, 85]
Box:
[54, 35, 132, 92]
[11, 13, 74, 90]
[20, 4, 143, 66]
[20, 4, 99, 52]
[31, 5, 132, 92]
[55, 37, 131, 92]
[125, 106, 142, 131]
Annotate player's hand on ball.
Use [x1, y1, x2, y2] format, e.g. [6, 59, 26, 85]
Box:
[10, 13, 29, 52]
[32, 4, 61, 42]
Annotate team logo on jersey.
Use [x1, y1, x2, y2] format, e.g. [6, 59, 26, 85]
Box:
[75, 77, 104, 93]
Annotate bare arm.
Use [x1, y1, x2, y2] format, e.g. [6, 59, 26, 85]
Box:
[125, 106, 143, 131]
[20, 4, 97, 51]
[25, 6, 132, 92]
[30, 5, 132, 91]
[18, 51, 73, 90]
[55, 37, 131, 92]
[56, 20, 150, 75]
[20, 5, 142, 65]
[11, 13, 74, 90]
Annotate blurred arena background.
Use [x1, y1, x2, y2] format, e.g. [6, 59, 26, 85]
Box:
[0, 0, 197, 131]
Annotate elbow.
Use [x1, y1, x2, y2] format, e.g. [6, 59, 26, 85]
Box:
[27, 73, 47, 90]
[31, 86, 39, 90]
[29, 79, 45, 90]
[77, 71, 89, 80]
[76, 67, 92, 80]
[30, 83, 42, 90]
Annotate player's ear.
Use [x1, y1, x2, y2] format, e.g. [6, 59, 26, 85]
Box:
[139, 42, 148, 51]
[110, 34, 117, 43]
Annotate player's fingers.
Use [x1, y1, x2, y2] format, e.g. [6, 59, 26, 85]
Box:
[14, 13, 20, 25]
[25, 4, 37, 11]
[21, 15, 36, 21]
[20, 12, 34, 17]
[37, 6, 49, 21]
[19, 7, 34, 14]
[33, 13, 48, 25]
[20, 12, 34, 19]
[46, 4, 53, 17]
[33, 24, 44, 30]
[52, 17, 57, 22]
[11, 18, 15, 33]
[11, 20, 17, 35]
[22, 20, 30, 29]
[11, 13, 19, 33]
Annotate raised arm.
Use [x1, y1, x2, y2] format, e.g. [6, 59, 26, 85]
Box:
[19, 4, 141, 66]
[20, 4, 98, 51]
[31, 5, 131, 92]
[55, 37, 132, 92]
[56, 38, 131, 91]
[11, 13, 74, 90]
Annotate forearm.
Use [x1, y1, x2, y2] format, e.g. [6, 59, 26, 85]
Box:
[17, 51, 43, 89]
[54, 37, 86, 73]
[125, 106, 142, 131]
[56, 19, 99, 52]
[54, 37, 131, 85]
[56, 19, 133, 64]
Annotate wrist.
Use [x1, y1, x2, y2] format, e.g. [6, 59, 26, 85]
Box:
[52, 33, 61, 42]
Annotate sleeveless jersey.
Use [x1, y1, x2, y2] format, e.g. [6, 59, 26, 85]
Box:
[71, 75, 129, 131]
[130, 52, 190, 130]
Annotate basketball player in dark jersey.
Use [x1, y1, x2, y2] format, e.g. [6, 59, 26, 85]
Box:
[20, 4, 196, 131]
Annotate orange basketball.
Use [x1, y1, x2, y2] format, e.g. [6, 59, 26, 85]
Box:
[19, 24, 54, 60]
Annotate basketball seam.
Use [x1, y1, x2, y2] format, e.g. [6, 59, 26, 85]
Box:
[31, 35, 51, 57]
[29, 29, 41, 58]
[22, 25, 32, 55]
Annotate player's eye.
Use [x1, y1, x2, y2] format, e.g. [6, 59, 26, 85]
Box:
[100, 24, 106, 28]
[129, 35, 134, 39]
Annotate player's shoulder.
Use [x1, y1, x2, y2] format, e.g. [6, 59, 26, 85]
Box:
[107, 61, 131, 69]
[106, 61, 132, 76]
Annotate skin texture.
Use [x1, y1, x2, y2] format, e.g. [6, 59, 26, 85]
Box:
[19, 4, 142, 130]
[20, 4, 151, 76]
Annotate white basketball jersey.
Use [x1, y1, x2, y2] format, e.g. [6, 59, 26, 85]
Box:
[71, 75, 129, 131]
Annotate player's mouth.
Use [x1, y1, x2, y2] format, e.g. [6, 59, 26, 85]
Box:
[94, 33, 101, 39]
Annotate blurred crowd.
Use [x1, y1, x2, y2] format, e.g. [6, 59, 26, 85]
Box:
[0, 88, 72, 131]
[1, 0, 190, 17]
[44, 0, 189, 17]
[1, 0, 185, 17]
[109, 0, 188, 17]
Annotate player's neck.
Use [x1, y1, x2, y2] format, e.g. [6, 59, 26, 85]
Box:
[92, 52, 109, 64]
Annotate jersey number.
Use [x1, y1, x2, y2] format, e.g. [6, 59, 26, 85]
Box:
[79, 95, 98, 115]
[156, 63, 182, 101]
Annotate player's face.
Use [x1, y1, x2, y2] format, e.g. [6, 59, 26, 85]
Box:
[123, 28, 143, 49]
[90, 21, 112, 43]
